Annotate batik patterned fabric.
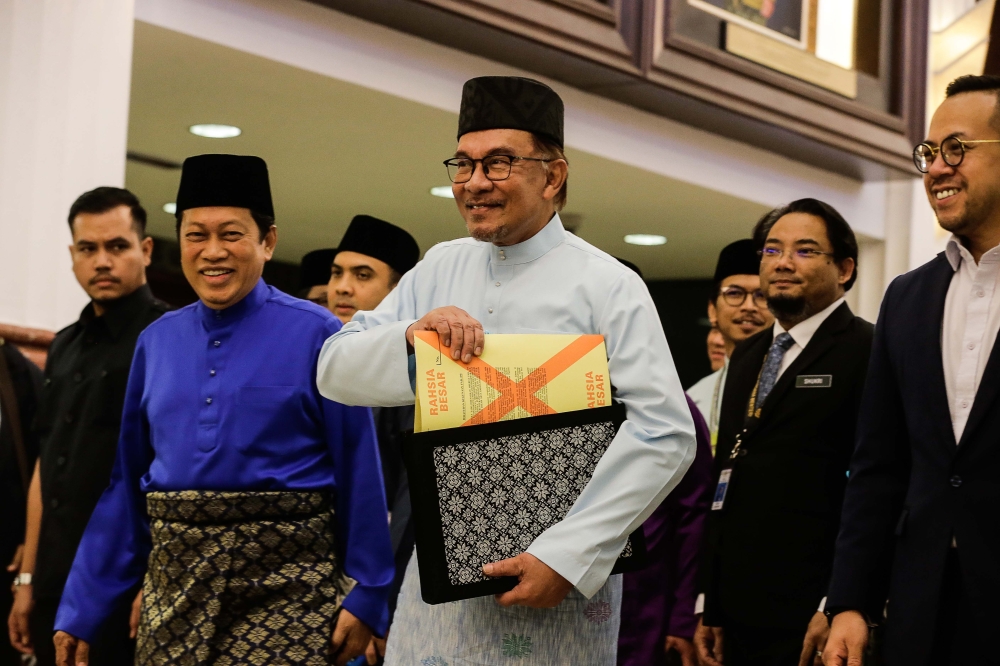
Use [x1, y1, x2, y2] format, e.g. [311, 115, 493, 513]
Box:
[432, 420, 632, 587]
[136, 490, 353, 666]
[385, 552, 622, 665]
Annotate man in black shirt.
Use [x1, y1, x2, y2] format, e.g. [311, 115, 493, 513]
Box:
[7, 187, 168, 666]
[0, 341, 42, 666]
[324, 215, 419, 665]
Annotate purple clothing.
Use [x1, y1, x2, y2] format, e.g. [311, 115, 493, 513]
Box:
[618, 394, 713, 665]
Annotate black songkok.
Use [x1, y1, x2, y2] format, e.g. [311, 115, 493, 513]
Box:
[713, 239, 761, 284]
[458, 76, 564, 147]
[336, 215, 420, 276]
[298, 249, 338, 290]
[175, 154, 273, 218]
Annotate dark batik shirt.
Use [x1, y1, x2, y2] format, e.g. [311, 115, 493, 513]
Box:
[34, 285, 168, 600]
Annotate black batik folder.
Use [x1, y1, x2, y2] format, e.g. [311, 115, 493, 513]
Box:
[402, 402, 646, 605]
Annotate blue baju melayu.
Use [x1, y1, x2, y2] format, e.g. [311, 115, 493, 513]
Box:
[55, 280, 394, 664]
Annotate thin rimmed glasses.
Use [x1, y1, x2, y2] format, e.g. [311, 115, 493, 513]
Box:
[443, 155, 553, 183]
[758, 247, 834, 262]
[913, 136, 1000, 173]
[719, 286, 767, 308]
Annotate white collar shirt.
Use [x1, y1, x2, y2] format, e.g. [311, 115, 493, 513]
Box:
[772, 297, 847, 381]
[942, 235, 1000, 442]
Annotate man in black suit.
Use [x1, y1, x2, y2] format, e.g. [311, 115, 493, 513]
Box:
[694, 198, 872, 666]
[824, 75, 1000, 666]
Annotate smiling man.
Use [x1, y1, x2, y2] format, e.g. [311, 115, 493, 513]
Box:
[694, 199, 871, 666]
[317, 76, 695, 664]
[50, 155, 394, 666]
[824, 75, 1000, 666]
[7, 187, 167, 666]
[687, 240, 773, 449]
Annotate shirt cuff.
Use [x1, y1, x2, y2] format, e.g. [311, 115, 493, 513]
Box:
[695, 593, 705, 615]
[818, 596, 827, 612]
[341, 584, 390, 638]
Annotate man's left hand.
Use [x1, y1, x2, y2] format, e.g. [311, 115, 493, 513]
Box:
[483, 553, 573, 608]
[331, 609, 373, 666]
[664, 635, 697, 666]
[799, 611, 830, 666]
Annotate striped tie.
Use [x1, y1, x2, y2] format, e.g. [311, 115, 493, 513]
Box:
[755, 332, 795, 411]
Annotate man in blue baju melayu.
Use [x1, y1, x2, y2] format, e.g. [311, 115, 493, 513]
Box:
[51, 154, 394, 666]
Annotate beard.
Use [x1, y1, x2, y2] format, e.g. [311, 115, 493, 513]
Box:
[768, 293, 808, 321]
[468, 221, 509, 243]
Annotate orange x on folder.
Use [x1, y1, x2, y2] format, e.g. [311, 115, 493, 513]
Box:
[413, 331, 610, 432]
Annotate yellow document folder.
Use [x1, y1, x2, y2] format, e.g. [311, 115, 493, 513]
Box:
[414, 331, 610, 432]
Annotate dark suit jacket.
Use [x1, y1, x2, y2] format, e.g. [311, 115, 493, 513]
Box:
[828, 254, 1000, 665]
[702, 302, 873, 630]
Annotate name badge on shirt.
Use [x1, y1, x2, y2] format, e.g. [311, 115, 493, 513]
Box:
[795, 374, 832, 388]
[711, 468, 732, 511]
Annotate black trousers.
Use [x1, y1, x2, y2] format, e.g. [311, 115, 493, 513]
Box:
[30, 597, 134, 666]
[927, 549, 995, 666]
[722, 622, 804, 666]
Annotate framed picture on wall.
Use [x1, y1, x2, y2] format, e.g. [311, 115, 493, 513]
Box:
[688, 0, 810, 48]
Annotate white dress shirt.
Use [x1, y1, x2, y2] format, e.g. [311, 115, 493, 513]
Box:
[687, 359, 728, 450]
[772, 296, 847, 380]
[941, 235, 1000, 442]
[317, 214, 696, 598]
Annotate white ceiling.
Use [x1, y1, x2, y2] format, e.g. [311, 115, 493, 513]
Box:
[126, 21, 772, 279]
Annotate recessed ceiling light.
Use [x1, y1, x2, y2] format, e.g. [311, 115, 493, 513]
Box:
[430, 186, 455, 199]
[189, 124, 242, 139]
[624, 234, 667, 246]
[163, 202, 177, 214]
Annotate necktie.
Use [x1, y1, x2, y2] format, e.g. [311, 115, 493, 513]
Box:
[754, 332, 795, 411]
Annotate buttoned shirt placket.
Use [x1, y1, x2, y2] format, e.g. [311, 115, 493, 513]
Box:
[486, 247, 511, 332]
[949, 244, 1000, 441]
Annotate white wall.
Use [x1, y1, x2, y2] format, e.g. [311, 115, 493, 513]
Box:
[0, 0, 136, 331]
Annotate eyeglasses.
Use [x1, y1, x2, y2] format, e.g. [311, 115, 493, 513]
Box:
[719, 286, 767, 309]
[913, 136, 1000, 173]
[443, 155, 553, 183]
[758, 247, 835, 262]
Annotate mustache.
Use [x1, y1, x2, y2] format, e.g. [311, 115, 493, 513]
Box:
[733, 314, 767, 325]
[89, 274, 120, 285]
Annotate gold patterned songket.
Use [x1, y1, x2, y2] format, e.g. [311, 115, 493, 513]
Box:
[136, 491, 353, 665]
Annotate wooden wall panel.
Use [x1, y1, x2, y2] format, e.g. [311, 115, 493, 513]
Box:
[317, 0, 929, 179]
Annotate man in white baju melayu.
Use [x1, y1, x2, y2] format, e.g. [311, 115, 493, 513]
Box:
[317, 76, 695, 665]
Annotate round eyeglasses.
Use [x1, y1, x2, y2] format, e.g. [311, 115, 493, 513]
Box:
[719, 286, 767, 309]
[913, 136, 1000, 173]
[443, 155, 553, 183]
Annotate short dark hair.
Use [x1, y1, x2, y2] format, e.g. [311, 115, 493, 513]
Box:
[531, 134, 568, 210]
[945, 74, 1000, 98]
[752, 198, 859, 291]
[174, 209, 275, 240]
[68, 187, 147, 236]
[946, 75, 1000, 130]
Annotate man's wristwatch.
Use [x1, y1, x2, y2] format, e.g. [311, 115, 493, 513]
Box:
[12, 573, 32, 587]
